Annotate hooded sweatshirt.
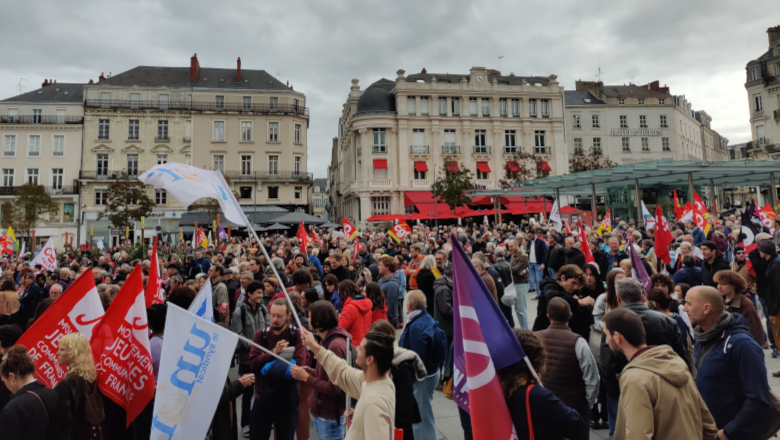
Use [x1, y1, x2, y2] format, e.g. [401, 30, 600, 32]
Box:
[338, 295, 373, 347]
[614, 345, 717, 440]
[377, 272, 401, 325]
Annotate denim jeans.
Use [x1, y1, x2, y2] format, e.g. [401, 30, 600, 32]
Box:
[529, 263, 543, 297]
[607, 395, 619, 437]
[311, 414, 344, 440]
[514, 284, 529, 329]
[413, 371, 440, 440]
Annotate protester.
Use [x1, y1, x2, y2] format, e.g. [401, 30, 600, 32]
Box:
[0, 345, 59, 440]
[700, 241, 730, 287]
[684, 285, 773, 439]
[533, 265, 594, 339]
[322, 274, 342, 312]
[496, 328, 586, 439]
[0, 280, 19, 324]
[713, 269, 764, 344]
[526, 229, 548, 300]
[602, 308, 717, 440]
[433, 264, 454, 346]
[55, 333, 103, 440]
[0, 324, 23, 411]
[365, 282, 388, 323]
[416, 256, 437, 317]
[377, 256, 401, 328]
[301, 325, 396, 440]
[337, 279, 372, 347]
[756, 239, 780, 375]
[673, 255, 702, 286]
[534, 297, 599, 438]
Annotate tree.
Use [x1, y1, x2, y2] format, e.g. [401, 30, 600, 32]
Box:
[101, 179, 155, 231]
[432, 163, 474, 210]
[499, 150, 550, 189]
[569, 147, 617, 173]
[0, 184, 58, 250]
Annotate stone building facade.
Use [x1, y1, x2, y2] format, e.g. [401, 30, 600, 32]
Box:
[745, 26, 780, 160]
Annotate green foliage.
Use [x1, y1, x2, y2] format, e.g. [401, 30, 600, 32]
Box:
[432, 164, 474, 210]
[101, 179, 155, 230]
[0, 184, 58, 250]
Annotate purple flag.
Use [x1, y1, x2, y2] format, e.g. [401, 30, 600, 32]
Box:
[451, 233, 526, 427]
[628, 241, 651, 291]
[219, 227, 228, 240]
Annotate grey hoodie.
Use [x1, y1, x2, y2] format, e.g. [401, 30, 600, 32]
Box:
[378, 272, 401, 325]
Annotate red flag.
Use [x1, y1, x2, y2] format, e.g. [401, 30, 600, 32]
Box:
[145, 236, 164, 307]
[654, 204, 673, 265]
[564, 218, 572, 235]
[342, 217, 358, 241]
[297, 220, 311, 253]
[578, 221, 594, 264]
[15, 270, 104, 388]
[310, 226, 323, 247]
[354, 238, 362, 257]
[673, 189, 683, 218]
[90, 265, 155, 427]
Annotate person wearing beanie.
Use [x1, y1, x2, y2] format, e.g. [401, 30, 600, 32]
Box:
[758, 240, 780, 377]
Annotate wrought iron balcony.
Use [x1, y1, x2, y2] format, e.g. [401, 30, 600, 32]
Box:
[154, 135, 170, 142]
[503, 146, 518, 155]
[442, 145, 461, 154]
[410, 145, 429, 154]
[534, 146, 552, 155]
[79, 170, 144, 180]
[774, 109, 780, 119]
[473, 145, 491, 154]
[0, 115, 83, 124]
[757, 137, 772, 146]
[85, 99, 309, 117]
[221, 170, 314, 182]
[0, 186, 77, 196]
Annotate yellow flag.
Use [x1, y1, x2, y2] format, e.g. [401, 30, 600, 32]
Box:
[6, 227, 16, 243]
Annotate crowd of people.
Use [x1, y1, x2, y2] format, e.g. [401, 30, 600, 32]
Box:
[0, 210, 778, 439]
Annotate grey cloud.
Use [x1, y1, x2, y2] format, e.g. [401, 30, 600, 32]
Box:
[0, 0, 774, 177]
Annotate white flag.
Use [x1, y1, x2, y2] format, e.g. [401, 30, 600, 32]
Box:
[641, 201, 656, 229]
[31, 237, 57, 270]
[150, 304, 238, 440]
[96, 240, 104, 250]
[19, 240, 26, 256]
[189, 278, 214, 323]
[549, 201, 563, 232]
[139, 163, 248, 226]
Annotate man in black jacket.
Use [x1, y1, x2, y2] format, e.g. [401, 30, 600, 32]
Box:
[700, 241, 730, 287]
[757, 240, 780, 376]
[533, 265, 595, 338]
[546, 233, 566, 278]
[563, 236, 586, 269]
[600, 277, 690, 434]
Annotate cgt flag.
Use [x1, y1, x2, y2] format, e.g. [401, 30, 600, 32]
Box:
[146, 236, 164, 307]
[297, 220, 312, 252]
[578, 221, 595, 264]
[30, 237, 57, 270]
[150, 303, 238, 440]
[90, 264, 155, 426]
[310, 226, 323, 248]
[342, 217, 358, 241]
[450, 233, 527, 440]
[654, 204, 673, 265]
[388, 220, 412, 243]
[673, 189, 683, 219]
[15, 270, 104, 388]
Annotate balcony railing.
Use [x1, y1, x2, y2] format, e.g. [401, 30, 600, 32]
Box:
[482, 110, 491, 117]
[534, 146, 552, 155]
[413, 180, 431, 187]
[475, 180, 493, 188]
[410, 145, 429, 154]
[154, 135, 170, 142]
[221, 170, 314, 182]
[542, 112, 550, 118]
[85, 99, 310, 117]
[504, 146, 518, 155]
[530, 112, 538, 118]
[0, 115, 83, 124]
[370, 180, 392, 187]
[442, 145, 461, 154]
[775, 109, 780, 119]
[79, 170, 144, 180]
[0, 186, 77, 196]
[473, 145, 491, 154]
[757, 137, 772, 146]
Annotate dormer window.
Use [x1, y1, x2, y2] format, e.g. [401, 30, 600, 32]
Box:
[618, 98, 626, 105]
[749, 67, 760, 81]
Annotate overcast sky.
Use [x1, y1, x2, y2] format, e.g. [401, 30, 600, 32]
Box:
[0, 0, 775, 178]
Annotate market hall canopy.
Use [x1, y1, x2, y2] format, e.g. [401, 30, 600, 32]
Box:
[468, 160, 780, 198]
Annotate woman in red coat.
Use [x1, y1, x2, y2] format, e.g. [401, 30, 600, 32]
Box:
[337, 279, 373, 346]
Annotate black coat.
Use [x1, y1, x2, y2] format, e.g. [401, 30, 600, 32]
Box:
[563, 248, 586, 269]
[0, 381, 59, 440]
[533, 279, 591, 340]
[591, 250, 609, 282]
[211, 379, 245, 440]
[16, 283, 46, 328]
[600, 302, 690, 398]
[546, 244, 566, 275]
[416, 268, 437, 316]
[701, 255, 730, 287]
[392, 357, 422, 440]
[763, 256, 780, 316]
[55, 375, 98, 440]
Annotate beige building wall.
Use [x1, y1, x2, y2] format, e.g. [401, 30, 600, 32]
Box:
[745, 26, 780, 160]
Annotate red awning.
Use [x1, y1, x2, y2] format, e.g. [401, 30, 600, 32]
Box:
[446, 162, 459, 172]
[537, 161, 551, 172]
[374, 159, 387, 169]
[414, 161, 428, 172]
[477, 162, 491, 173]
[507, 161, 520, 172]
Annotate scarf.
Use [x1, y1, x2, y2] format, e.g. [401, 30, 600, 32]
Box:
[406, 309, 422, 325]
[692, 311, 733, 368]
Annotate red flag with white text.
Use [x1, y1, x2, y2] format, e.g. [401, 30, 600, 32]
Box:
[90, 265, 155, 426]
[579, 221, 594, 264]
[297, 221, 312, 253]
[15, 270, 104, 388]
[310, 226, 323, 247]
[354, 238, 362, 257]
[145, 236, 164, 307]
[673, 189, 683, 219]
[342, 217, 358, 241]
[654, 204, 673, 265]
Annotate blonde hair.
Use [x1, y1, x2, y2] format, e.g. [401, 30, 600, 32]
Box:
[58, 333, 97, 382]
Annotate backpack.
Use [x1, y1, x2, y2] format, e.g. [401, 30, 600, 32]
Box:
[431, 321, 448, 368]
[76, 375, 105, 440]
[322, 333, 359, 369]
[260, 324, 298, 352]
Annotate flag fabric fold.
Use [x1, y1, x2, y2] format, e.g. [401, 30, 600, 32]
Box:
[139, 163, 248, 226]
[673, 189, 683, 219]
[388, 220, 412, 243]
[628, 240, 651, 291]
[150, 303, 239, 440]
[310, 226, 323, 247]
[146, 236, 164, 307]
[654, 204, 673, 265]
[641, 201, 655, 228]
[353, 238, 362, 257]
[297, 220, 312, 252]
[30, 237, 57, 270]
[190, 278, 214, 322]
[342, 217, 358, 241]
[741, 200, 763, 246]
[759, 204, 777, 234]
[549, 200, 562, 232]
[578, 222, 594, 264]
[451, 233, 526, 440]
[15, 270, 103, 388]
[90, 265, 155, 426]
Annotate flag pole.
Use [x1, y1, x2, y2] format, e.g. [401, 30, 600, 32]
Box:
[344, 336, 352, 434]
[236, 334, 295, 367]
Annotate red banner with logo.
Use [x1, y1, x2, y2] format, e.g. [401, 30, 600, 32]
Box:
[15, 270, 104, 388]
[655, 204, 673, 265]
[310, 226, 323, 248]
[90, 265, 155, 426]
[145, 236, 164, 307]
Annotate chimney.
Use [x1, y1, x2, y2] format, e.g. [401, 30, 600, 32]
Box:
[421, 67, 427, 74]
[768, 26, 780, 46]
[42, 79, 49, 87]
[190, 53, 200, 82]
[88, 79, 94, 84]
[99, 72, 105, 81]
[648, 80, 659, 91]
[236, 57, 241, 83]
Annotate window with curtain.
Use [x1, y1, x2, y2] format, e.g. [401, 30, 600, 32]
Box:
[214, 121, 225, 141]
[439, 98, 447, 115]
[469, 98, 478, 116]
[28, 135, 41, 156]
[407, 97, 416, 115]
[511, 99, 519, 116]
[420, 98, 430, 115]
[499, 99, 507, 116]
[452, 98, 460, 115]
[529, 99, 537, 116]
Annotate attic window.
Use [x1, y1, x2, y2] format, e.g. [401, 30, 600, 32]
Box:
[220, 78, 224, 82]
[416, 80, 424, 83]
[38, 91, 42, 94]
[55, 88, 60, 92]
[584, 98, 591, 103]
[64, 91, 69, 95]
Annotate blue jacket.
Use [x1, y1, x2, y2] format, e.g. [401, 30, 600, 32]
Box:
[690, 228, 706, 246]
[329, 289, 342, 312]
[377, 273, 401, 324]
[694, 314, 772, 440]
[308, 255, 323, 279]
[399, 310, 437, 375]
[672, 265, 702, 286]
[197, 257, 212, 274]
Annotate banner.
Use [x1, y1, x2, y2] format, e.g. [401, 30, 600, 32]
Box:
[146, 236, 164, 307]
[310, 226, 323, 248]
[388, 220, 412, 243]
[759, 204, 777, 234]
[139, 163, 248, 226]
[90, 265, 155, 426]
[549, 200, 562, 232]
[451, 234, 526, 440]
[641, 201, 655, 229]
[673, 189, 683, 219]
[342, 217, 358, 241]
[150, 304, 239, 440]
[628, 239, 652, 291]
[578, 222, 594, 264]
[654, 204, 673, 265]
[190, 278, 214, 323]
[0, 235, 14, 256]
[16, 271, 103, 388]
[30, 237, 57, 270]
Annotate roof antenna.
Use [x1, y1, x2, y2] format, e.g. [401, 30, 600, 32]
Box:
[596, 64, 605, 82]
[498, 55, 504, 73]
[16, 78, 28, 94]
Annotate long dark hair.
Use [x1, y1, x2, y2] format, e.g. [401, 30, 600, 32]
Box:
[605, 269, 624, 310]
[338, 279, 360, 306]
[365, 282, 386, 311]
[495, 329, 546, 398]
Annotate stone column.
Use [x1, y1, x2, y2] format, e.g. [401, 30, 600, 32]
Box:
[446, 97, 452, 117]
[359, 128, 370, 183]
[398, 125, 409, 186]
[414, 96, 420, 116]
